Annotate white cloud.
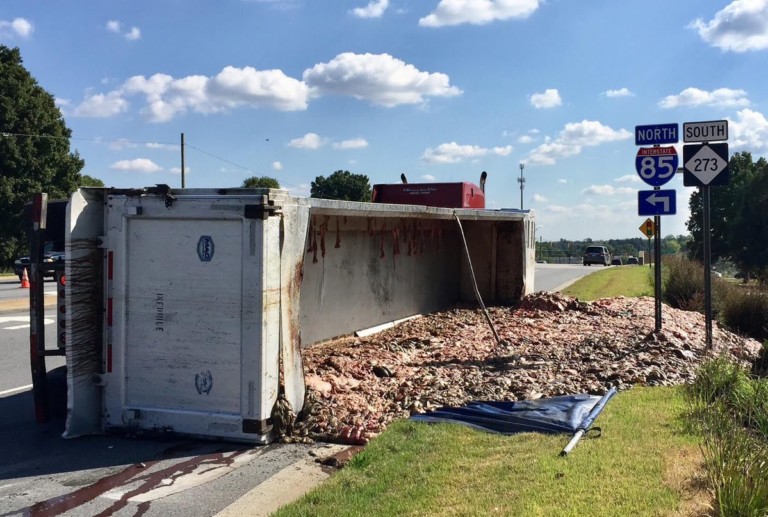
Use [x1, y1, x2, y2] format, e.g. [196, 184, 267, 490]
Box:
[272, 161, 283, 171]
[168, 166, 190, 175]
[73, 92, 129, 117]
[691, 0, 768, 52]
[557, 179, 567, 184]
[145, 142, 178, 151]
[74, 53, 457, 122]
[533, 194, 548, 203]
[615, 174, 641, 184]
[659, 87, 749, 109]
[419, 0, 541, 27]
[208, 66, 309, 110]
[109, 158, 162, 173]
[288, 132, 324, 149]
[333, 138, 369, 149]
[0, 17, 34, 38]
[351, 0, 389, 18]
[530, 88, 562, 109]
[421, 142, 513, 164]
[303, 52, 461, 107]
[106, 20, 141, 40]
[581, 185, 635, 196]
[517, 135, 534, 144]
[77, 66, 309, 122]
[729, 108, 768, 151]
[603, 87, 633, 98]
[527, 120, 632, 165]
[125, 27, 141, 40]
[421, 174, 437, 181]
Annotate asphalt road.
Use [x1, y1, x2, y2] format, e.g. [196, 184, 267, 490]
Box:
[533, 262, 607, 293]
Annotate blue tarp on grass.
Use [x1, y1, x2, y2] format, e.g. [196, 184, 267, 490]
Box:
[410, 389, 617, 435]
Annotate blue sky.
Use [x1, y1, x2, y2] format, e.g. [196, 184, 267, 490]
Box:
[2, 0, 768, 240]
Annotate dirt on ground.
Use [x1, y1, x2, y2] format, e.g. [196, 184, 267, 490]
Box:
[289, 291, 762, 445]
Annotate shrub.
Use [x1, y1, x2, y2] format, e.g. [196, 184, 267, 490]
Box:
[688, 358, 768, 515]
[662, 255, 704, 311]
[718, 284, 768, 343]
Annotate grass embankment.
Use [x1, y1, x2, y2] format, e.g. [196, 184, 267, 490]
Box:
[276, 388, 704, 517]
[562, 264, 653, 300]
[277, 267, 713, 516]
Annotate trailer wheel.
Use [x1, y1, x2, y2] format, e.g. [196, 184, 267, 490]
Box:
[47, 365, 68, 418]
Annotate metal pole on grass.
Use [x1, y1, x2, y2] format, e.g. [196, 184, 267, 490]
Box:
[561, 387, 618, 456]
[702, 185, 713, 348]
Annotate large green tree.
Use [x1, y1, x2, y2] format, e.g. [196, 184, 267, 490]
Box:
[0, 45, 85, 265]
[687, 151, 768, 280]
[241, 175, 280, 189]
[80, 174, 104, 187]
[310, 170, 371, 202]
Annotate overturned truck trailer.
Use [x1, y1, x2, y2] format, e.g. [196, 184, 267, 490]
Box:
[64, 187, 535, 443]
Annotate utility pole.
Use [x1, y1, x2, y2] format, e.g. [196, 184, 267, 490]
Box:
[518, 163, 525, 210]
[180, 132, 186, 188]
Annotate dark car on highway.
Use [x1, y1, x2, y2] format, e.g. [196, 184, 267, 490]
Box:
[13, 248, 65, 281]
[611, 257, 623, 266]
[626, 256, 639, 265]
[582, 246, 610, 266]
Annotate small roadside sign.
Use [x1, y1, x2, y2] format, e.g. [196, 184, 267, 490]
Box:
[635, 123, 679, 146]
[683, 120, 728, 143]
[683, 143, 730, 187]
[638, 189, 676, 216]
[639, 218, 654, 238]
[635, 146, 678, 187]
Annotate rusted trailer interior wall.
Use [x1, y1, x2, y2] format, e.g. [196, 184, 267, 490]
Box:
[299, 215, 461, 345]
[299, 211, 532, 346]
[458, 220, 528, 305]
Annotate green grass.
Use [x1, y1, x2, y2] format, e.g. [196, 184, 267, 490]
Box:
[275, 387, 705, 517]
[561, 265, 654, 301]
[687, 358, 768, 515]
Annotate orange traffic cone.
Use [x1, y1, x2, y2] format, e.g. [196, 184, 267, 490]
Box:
[20, 267, 30, 289]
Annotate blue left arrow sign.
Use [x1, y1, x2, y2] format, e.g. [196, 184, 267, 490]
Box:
[638, 189, 676, 216]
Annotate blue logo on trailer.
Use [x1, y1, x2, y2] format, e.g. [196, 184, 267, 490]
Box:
[635, 123, 679, 146]
[635, 147, 679, 187]
[638, 189, 677, 216]
[197, 236, 215, 262]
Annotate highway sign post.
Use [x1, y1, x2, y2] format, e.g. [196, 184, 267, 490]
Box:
[638, 189, 676, 216]
[683, 120, 728, 143]
[635, 123, 679, 146]
[682, 120, 729, 349]
[639, 218, 654, 269]
[635, 147, 678, 187]
[635, 123, 680, 332]
[639, 218, 654, 238]
[683, 142, 730, 187]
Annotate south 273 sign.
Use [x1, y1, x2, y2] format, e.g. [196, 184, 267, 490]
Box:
[635, 146, 678, 187]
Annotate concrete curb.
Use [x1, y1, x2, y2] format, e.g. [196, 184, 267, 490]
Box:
[215, 444, 349, 517]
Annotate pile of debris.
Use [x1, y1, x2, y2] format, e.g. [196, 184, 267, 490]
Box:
[291, 292, 762, 445]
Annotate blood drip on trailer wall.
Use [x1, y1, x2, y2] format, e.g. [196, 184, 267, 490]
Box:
[299, 211, 531, 346]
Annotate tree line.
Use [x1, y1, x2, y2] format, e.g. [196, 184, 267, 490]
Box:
[537, 235, 690, 263]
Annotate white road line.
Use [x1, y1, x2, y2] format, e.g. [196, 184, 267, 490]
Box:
[0, 384, 32, 397]
[0, 315, 55, 330]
